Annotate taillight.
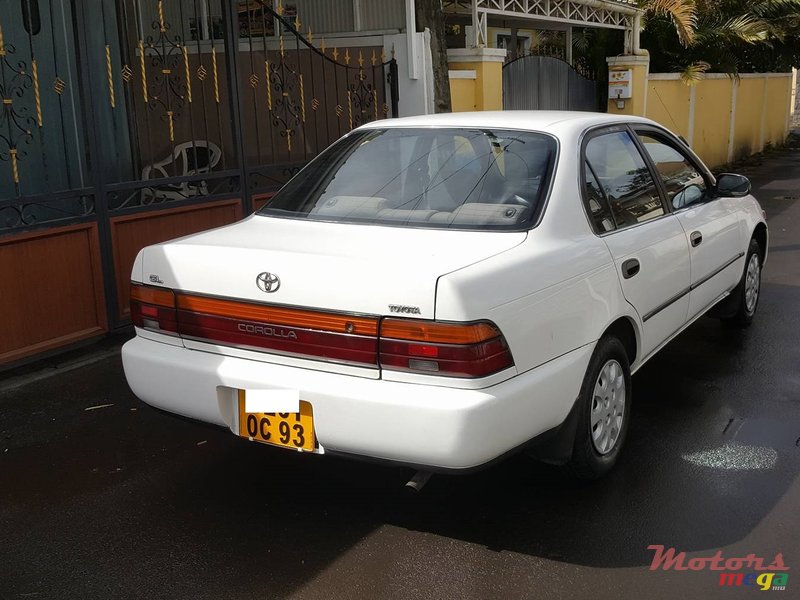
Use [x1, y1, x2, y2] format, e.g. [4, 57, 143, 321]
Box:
[379, 319, 514, 378]
[130, 283, 178, 334]
[130, 285, 514, 378]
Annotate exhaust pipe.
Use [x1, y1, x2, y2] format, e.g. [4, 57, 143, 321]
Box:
[404, 470, 433, 493]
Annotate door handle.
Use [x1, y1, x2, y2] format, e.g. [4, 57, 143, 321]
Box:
[622, 258, 640, 279]
[690, 231, 703, 247]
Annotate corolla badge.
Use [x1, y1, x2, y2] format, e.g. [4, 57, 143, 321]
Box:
[256, 272, 281, 293]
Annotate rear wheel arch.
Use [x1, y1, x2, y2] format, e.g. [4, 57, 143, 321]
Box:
[753, 223, 767, 264]
[602, 316, 638, 366]
[525, 315, 638, 468]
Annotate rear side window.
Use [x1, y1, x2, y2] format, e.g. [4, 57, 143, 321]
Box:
[584, 131, 664, 231]
[259, 128, 557, 230]
[584, 161, 616, 233]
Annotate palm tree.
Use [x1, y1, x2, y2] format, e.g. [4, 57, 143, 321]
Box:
[638, 0, 698, 46]
[641, 0, 800, 79]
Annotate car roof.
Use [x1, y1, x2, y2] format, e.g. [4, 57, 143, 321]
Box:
[358, 110, 656, 136]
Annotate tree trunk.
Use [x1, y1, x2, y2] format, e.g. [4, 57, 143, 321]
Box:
[415, 0, 452, 113]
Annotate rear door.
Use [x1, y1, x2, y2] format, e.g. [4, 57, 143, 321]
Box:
[632, 128, 744, 320]
[582, 127, 691, 358]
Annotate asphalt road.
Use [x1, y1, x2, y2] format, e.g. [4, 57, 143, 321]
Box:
[2, 147, 799, 600]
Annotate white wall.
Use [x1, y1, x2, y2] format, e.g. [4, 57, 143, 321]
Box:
[383, 31, 435, 117]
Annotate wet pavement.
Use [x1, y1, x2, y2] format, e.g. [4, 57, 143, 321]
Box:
[2, 147, 800, 599]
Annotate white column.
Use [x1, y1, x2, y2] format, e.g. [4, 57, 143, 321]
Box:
[405, 0, 419, 79]
[471, 0, 480, 47]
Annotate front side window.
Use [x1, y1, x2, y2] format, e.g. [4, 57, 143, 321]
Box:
[258, 128, 557, 231]
[584, 131, 664, 230]
[637, 133, 708, 210]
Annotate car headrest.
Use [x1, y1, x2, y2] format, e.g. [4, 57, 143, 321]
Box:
[311, 196, 390, 218]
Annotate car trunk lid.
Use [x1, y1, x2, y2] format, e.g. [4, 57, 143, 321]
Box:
[137, 215, 526, 372]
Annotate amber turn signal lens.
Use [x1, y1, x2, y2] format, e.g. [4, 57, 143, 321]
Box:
[380, 319, 501, 344]
[131, 284, 176, 308]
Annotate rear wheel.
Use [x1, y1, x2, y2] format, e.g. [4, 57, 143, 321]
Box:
[565, 336, 632, 481]
[722, 238, 762, 327]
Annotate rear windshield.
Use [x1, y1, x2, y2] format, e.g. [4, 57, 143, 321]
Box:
[258, 127, 557, 230]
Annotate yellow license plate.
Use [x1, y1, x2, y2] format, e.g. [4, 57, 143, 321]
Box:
[238, 391, 315, 452]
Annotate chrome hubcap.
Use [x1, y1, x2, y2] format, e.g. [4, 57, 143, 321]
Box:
[744, 254, 761, 314]
[591, 360, 626, 455]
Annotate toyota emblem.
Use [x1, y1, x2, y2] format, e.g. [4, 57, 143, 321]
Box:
[256, 272, 281, 293]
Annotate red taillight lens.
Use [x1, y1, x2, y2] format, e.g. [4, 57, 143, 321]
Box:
[130, 283, 178, 334]
[379, 319, 514, 378]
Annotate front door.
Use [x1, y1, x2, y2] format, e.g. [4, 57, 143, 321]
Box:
[633, 130, 744, 320]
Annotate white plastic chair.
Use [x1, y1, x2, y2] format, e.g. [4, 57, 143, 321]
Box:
[141, 141, 222, 201]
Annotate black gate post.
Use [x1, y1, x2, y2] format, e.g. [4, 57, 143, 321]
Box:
[221, 0, 253, 215]
[389, 59, 400, 118]
[71, 0, 120, 327]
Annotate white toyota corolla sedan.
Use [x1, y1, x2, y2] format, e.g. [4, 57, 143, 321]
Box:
[122, 111, 767, 479]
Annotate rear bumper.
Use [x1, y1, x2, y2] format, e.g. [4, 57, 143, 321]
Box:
[121, 336, 593, 470]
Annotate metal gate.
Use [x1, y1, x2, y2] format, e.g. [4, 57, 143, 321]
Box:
[503, 55, 601, 112]
[0, 0, 399, 364]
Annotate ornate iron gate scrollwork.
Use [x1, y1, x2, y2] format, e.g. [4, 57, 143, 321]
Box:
[239, 0, 399, 196]
[0, 0, 401, 340]
[0, 25, 35, 191]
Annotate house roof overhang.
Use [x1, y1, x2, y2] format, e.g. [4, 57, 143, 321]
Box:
[444, 0, 644, 47]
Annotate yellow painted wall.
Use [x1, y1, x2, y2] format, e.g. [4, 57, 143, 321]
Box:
[645, 79, 691, 139]
[766, 76, 792, 147]
[733, 78, 765, 161]
[450, 77, 477, 112]
[448, 61, 504, 111]
[644, 74, 793, 167]
[692, 79, 734, 168]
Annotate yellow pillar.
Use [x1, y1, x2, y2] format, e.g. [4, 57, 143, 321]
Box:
[448, 71, 478, 112]
[607, 55, 650, 117]
[447, 48, 507, 111]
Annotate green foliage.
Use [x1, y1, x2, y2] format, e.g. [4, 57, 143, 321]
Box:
[571, 28, 626, 82]
[639, 0, 800, 74]
[642, 0, 698, 45]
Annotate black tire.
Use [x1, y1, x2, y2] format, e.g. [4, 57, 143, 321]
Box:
[564, 336, 632, 481]
[722, 238, 762, 327]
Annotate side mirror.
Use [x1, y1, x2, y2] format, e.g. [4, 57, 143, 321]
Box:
[716, 173, 752, 198]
